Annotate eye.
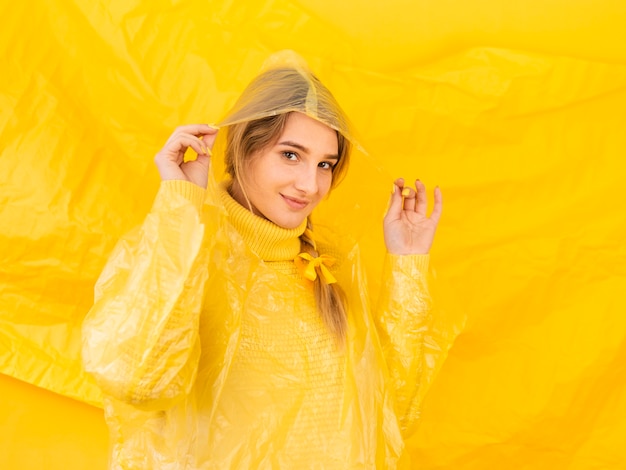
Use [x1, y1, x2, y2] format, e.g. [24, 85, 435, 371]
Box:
[282, 151, 298, 161]
[318, 161, 335, 170]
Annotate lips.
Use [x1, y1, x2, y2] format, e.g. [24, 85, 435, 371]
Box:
[281, 194, 309, 210]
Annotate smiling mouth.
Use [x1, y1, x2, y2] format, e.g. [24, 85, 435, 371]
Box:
[281, 194, 309, 209]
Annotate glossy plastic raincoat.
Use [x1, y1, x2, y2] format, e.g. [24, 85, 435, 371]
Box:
[82, 52, 453, 469]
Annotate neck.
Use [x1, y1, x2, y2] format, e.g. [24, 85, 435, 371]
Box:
[228, 178, 258, 216]
[220, 183, 307, 262]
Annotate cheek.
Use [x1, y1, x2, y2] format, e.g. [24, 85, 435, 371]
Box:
[245, 166, 272, 193]
[318, 173, 333, 197]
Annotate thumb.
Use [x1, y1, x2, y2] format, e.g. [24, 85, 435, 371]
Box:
[199, 125, 220, 153]
[384, 183, 403, 220]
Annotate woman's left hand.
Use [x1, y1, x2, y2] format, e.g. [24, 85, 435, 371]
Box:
[383, 178, 443, 255]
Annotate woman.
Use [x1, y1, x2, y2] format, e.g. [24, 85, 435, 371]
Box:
[83, 59, 442, 469]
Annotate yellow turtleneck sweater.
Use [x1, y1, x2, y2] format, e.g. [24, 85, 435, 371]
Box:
[83, 179, 437, 469]
[208, 184, 347, 467]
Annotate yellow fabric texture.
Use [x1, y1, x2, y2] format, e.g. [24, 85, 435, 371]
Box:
[2, 0, 626, 469]
[81, 178, 445, 468]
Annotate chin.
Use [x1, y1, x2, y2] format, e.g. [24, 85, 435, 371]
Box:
[269, 214, 307, 230]
[275, 219, 305, 230]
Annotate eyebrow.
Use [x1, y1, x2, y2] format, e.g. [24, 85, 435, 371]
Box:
[278, 140, 340, 160]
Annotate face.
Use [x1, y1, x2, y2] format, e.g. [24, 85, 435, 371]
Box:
[232, 112, 339, 229]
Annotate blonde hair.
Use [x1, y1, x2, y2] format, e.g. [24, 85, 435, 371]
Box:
[223, 67, 352, 342]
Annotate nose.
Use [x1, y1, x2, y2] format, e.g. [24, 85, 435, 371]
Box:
[294, 164, 319, 195]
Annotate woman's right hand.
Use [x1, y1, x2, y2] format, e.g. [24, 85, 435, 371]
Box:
[154, 124, 219, 189]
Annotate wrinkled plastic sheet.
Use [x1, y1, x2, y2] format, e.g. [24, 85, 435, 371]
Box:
[1, 0, 626, 468]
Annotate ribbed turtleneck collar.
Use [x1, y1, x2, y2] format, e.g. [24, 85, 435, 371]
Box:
[218, 183, 306, 262]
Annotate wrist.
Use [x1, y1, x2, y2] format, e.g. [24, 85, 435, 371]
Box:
[157, 165, 188, 183]
[384, 252, 430, 276]
[159, 180, 206, 212]
[386, 247, 430, 255]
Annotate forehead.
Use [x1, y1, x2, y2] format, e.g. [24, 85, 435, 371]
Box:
[278, 113, 338, 153]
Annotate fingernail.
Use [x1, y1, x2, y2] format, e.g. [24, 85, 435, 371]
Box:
[207, 123, 220, 130]
[402, 188, 410, 197]
[206, 147, 213, 156]
[391, 184, 396, 194]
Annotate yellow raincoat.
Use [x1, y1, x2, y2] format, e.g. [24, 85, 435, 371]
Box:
[82, 53, 456, 468]
[81, 174, 451, 469]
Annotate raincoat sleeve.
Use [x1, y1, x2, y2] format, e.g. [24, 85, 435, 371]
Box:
[82, 180, 209, 411]
[375, 253, 433, 435]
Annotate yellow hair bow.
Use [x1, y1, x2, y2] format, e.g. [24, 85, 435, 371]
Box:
[294, 253, 337, 284]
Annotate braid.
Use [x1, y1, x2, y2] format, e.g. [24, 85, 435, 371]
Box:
[300, 220, 348, 344]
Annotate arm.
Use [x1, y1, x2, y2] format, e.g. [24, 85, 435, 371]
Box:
[375, 253, 432, 435]
[82, 125, 217, 410]
[82, 181, 207, 410]
[376, 178, 442, 434]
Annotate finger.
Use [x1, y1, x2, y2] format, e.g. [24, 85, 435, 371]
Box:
[197, 137, 211, 156]
[165, 134, 208, 157]
[430, 186, 443, 225]
[167, 124, 219, 148]
[402, 185, 417, 212]
[181, 134, 214, 163]
[385, 180, 404, 219]
[200, 129, 217, 155]
[172, 124, 219, 139]
[415, 179, 427, 215]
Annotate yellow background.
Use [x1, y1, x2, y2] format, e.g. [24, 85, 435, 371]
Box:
[2, 0, 626, 468]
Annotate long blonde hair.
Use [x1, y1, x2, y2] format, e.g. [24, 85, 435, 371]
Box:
[222, 67, 352, 342]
